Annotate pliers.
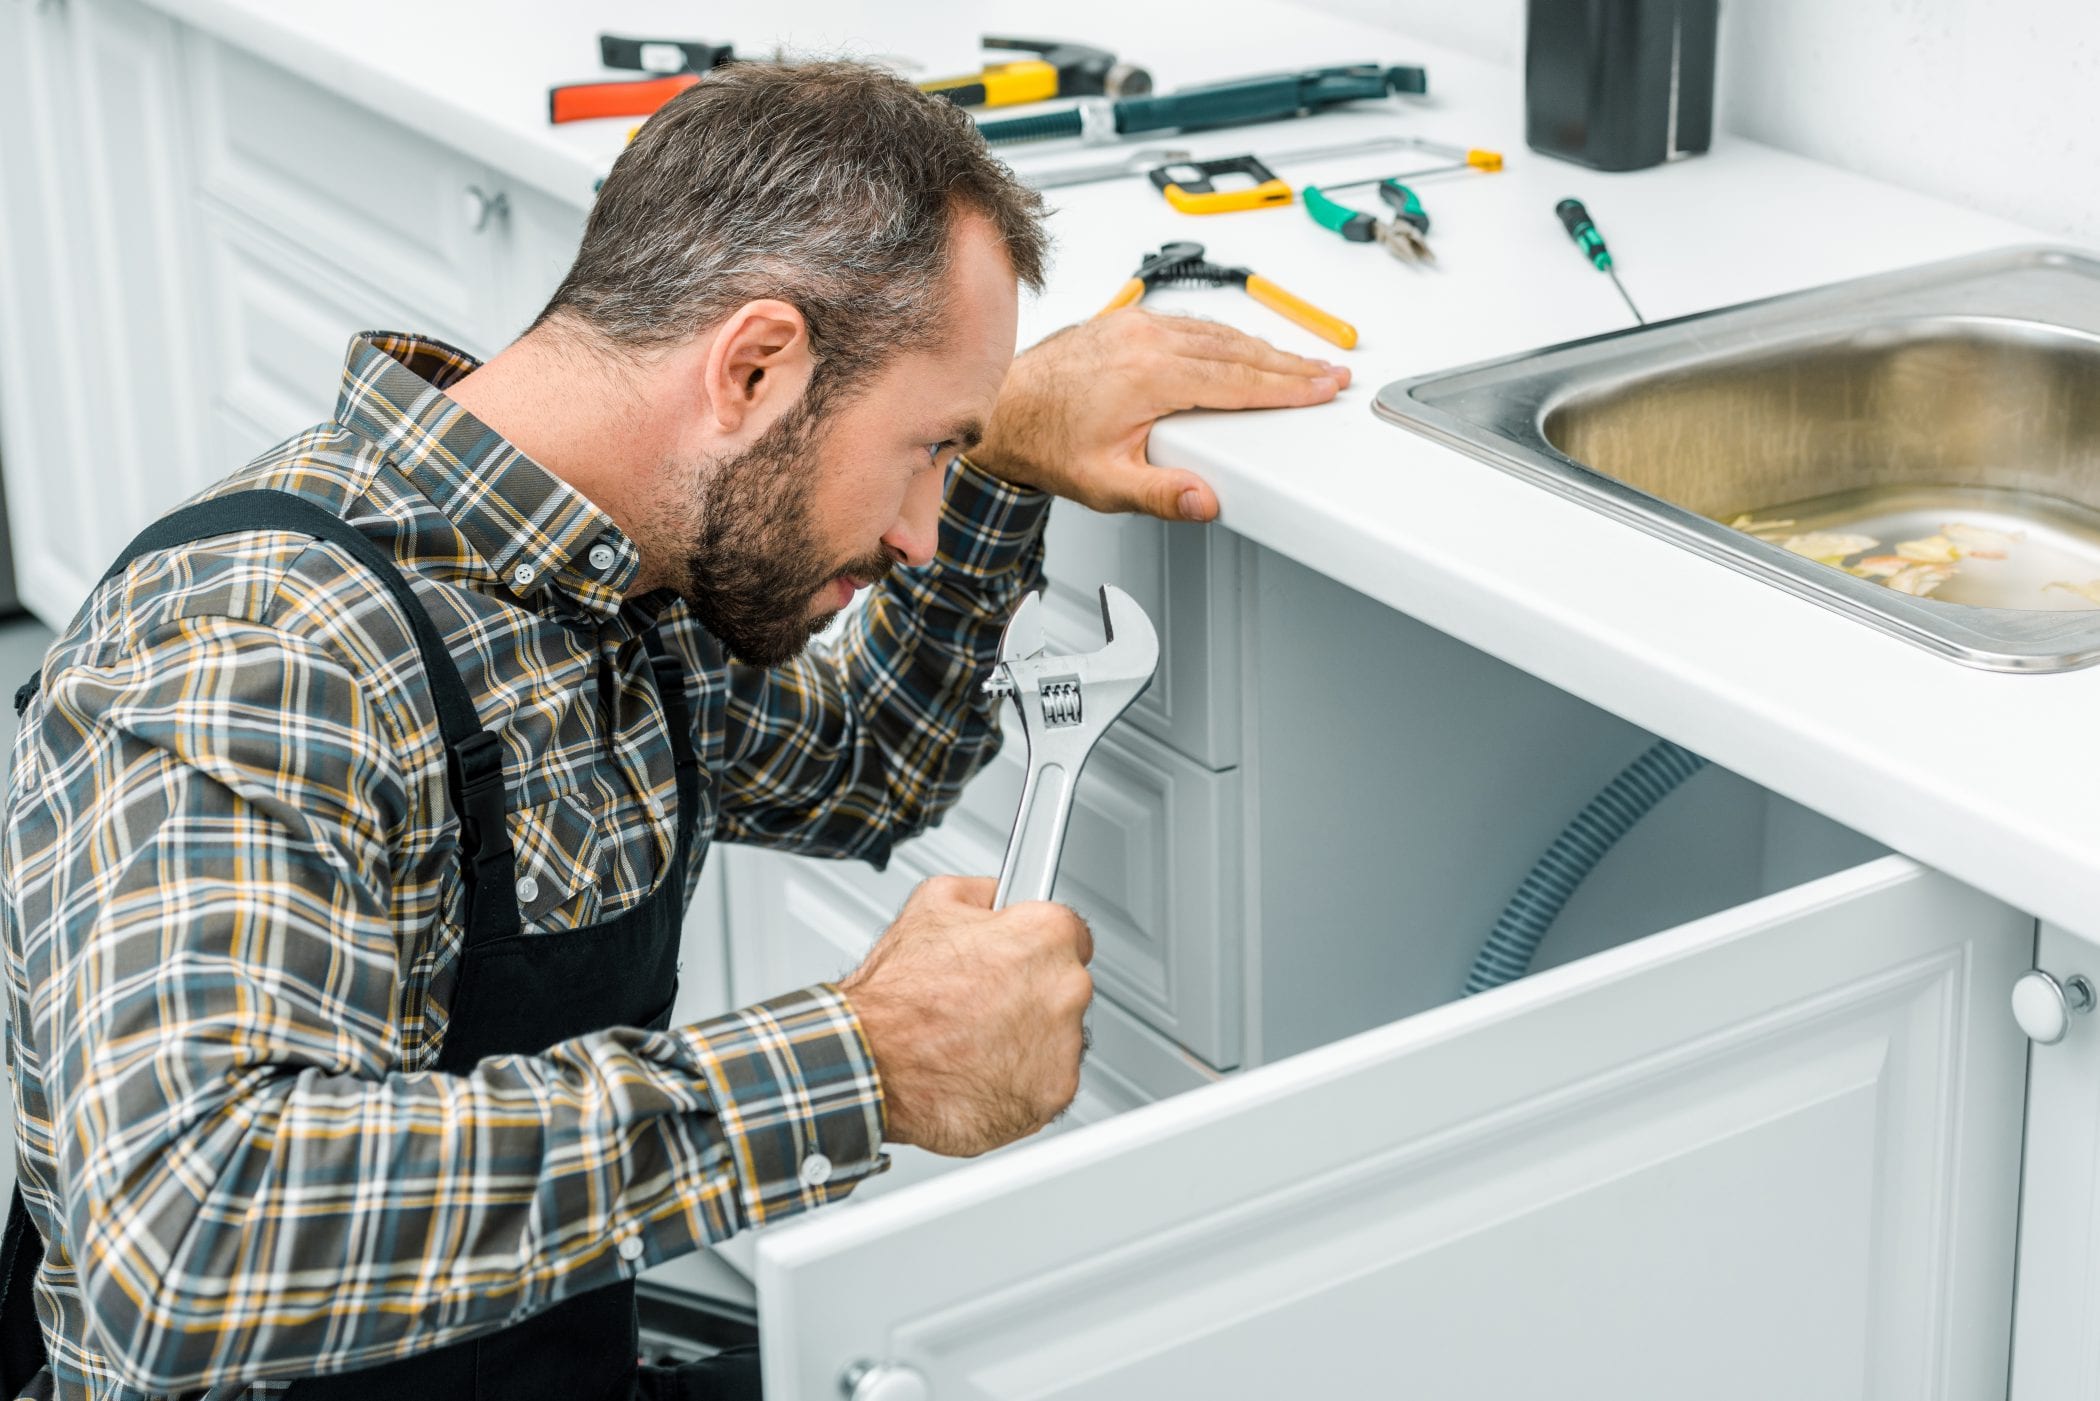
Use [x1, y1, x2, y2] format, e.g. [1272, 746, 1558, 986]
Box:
[1098, 241, 1358, 349]
[1303, 179, 1435, 263]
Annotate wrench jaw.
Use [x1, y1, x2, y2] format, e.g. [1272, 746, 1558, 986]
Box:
[985, 585, 1162, 908]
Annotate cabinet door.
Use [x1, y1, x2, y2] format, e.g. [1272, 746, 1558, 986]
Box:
[187, 34, 500, 343]
[2008, 921, 2100, 1398]
[758, 856, 2028, 1400]
[0, 0, 206, 624]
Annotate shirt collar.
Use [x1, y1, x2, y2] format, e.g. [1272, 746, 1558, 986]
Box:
[334, 332, 642, 618]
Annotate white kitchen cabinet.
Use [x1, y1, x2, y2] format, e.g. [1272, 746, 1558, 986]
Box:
[2009, 922, 2100, 1395]
[761, 855, 2031, 1399]
[1, 4, 596, 636]
[186, 35, 501, 343]
[0, 0, 210, 623]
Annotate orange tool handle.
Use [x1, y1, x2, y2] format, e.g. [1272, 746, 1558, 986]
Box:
[1244, 274, 1357, 349]
[1097, 278, 1147, 317]
[549, 72, 700, 125]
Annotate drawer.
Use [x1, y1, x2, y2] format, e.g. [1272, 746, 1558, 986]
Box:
[907, 720, 1245, 1070]
[198, 211, 440, 438]
[1041, 503, 1241, 770]
[186, 35, 499, 339]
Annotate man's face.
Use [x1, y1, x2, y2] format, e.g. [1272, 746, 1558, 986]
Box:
[674, 214, 1019, 666]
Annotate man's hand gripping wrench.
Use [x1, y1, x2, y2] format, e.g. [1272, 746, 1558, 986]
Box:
[984, 586, 1160, 908]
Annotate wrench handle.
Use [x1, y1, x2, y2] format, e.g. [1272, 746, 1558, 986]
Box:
[994, 759, 1079, 908]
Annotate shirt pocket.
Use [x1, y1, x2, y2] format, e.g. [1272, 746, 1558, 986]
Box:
[507, 790, 607, 931]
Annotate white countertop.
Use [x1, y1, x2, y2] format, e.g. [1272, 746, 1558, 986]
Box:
[148, 0, 2100, 939]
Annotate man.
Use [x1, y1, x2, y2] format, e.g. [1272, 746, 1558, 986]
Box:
[0, 62, 1347, 1400]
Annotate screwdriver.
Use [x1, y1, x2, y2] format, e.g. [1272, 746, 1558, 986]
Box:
[1556, 198, 1645, 324]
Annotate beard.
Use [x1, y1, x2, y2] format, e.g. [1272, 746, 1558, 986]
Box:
[667, 390, 898, 668]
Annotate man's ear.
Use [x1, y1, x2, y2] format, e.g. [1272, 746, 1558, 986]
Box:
[703, 299, 812, 436]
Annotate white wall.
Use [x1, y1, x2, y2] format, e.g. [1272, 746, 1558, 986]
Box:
[1301, 0, 2100, 243]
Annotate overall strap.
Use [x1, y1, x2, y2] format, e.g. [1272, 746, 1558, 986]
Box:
[643, 628, 704, 863]
[642, 628, 700, 770]
[15, 490, 520, 943]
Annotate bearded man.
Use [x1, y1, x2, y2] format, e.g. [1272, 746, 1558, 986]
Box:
[0, 61, 1347, 1401]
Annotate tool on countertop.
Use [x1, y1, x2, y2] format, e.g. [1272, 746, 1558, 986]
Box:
[1020, 133, 1494, 195]
[1302, 180, 1434, 263]
[976, 63, 1427, 147]
[985, 588, 1159, 907]
[1101, 241, 1358, 349]
[1555, 197, 1645, 323]
[1020, 146, 1196, 190]
[1299, 149, 1499, 259]
[548, 34, 736, 125]
[1316, 147, 1504, 187]
[1147, 155, 1293, 214]
[921, 37, 1151, 108]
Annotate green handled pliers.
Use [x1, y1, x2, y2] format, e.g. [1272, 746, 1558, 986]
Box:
[1303, 179, 1433, 263]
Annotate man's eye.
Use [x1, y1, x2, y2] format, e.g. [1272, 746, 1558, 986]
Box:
[926, 441, 958, 469]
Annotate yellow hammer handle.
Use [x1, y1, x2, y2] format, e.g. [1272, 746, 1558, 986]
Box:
[1243, 274, 1358, 350]
[1098, 278, 1146, 317]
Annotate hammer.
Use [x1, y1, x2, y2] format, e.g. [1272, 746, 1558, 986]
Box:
[921, 36, 1152, 110]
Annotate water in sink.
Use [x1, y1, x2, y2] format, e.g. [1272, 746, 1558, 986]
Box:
[1724, 485, 2100, 611]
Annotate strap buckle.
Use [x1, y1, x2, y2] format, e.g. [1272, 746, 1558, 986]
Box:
[451, 731, 512, 860]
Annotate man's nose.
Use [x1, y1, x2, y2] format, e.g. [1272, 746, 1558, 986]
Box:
[882, 467, 942, 569]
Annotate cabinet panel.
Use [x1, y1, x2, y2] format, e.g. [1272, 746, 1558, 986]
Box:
[187, 35, 498, 341]
[917, 722, 1244, 1069]
[197, 211, 433, 438]
[1041, 505, 1241, 769]
[2009, 921, 2099, 1399]
[0, 0, 206, 626]
[759, 857, 2029, 1400]
[0, 1, 101, 623]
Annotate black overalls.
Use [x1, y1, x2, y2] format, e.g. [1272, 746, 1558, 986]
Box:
[0, 491, 757, 1399]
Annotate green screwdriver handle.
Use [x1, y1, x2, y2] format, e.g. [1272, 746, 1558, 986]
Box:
[1556, 197, 1613, 271]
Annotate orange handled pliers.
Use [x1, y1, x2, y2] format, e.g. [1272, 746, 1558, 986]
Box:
[1099, 241, 1357, 350]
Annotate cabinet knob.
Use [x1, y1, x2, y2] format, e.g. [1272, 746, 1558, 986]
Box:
[2013, 969, 2095, 1045]
[840, 1359, 930, 1401]
[461, 184, 509, 234]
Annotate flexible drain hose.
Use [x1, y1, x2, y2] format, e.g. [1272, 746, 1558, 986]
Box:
[1464, 739, 1709, 995]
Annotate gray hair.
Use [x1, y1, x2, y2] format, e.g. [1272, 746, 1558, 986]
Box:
[537, 61, 1049, 398]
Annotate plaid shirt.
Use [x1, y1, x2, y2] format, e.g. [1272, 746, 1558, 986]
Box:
[0, 333, 1048, 1398]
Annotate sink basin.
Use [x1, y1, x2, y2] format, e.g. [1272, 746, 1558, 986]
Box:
[1374, 247, 2100, 672]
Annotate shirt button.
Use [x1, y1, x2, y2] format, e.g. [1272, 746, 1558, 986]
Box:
[799, 1152, 833, 1187]
[618, 1236, 645, 1263]
[510, 562, 538, 590]
[588, 542, 618, 573]
[515, 874, 541, 905]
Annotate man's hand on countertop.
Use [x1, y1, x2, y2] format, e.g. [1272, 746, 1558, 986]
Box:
[973, 309, 1351, 523]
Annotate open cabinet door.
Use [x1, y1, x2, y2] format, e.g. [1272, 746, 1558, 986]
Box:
[758, 856, 2029, 1400]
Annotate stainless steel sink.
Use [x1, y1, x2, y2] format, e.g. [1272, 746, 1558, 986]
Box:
[1374, 247, 2100, 672]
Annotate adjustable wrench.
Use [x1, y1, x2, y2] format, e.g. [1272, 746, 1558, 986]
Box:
[983, 586, 1160, 908]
